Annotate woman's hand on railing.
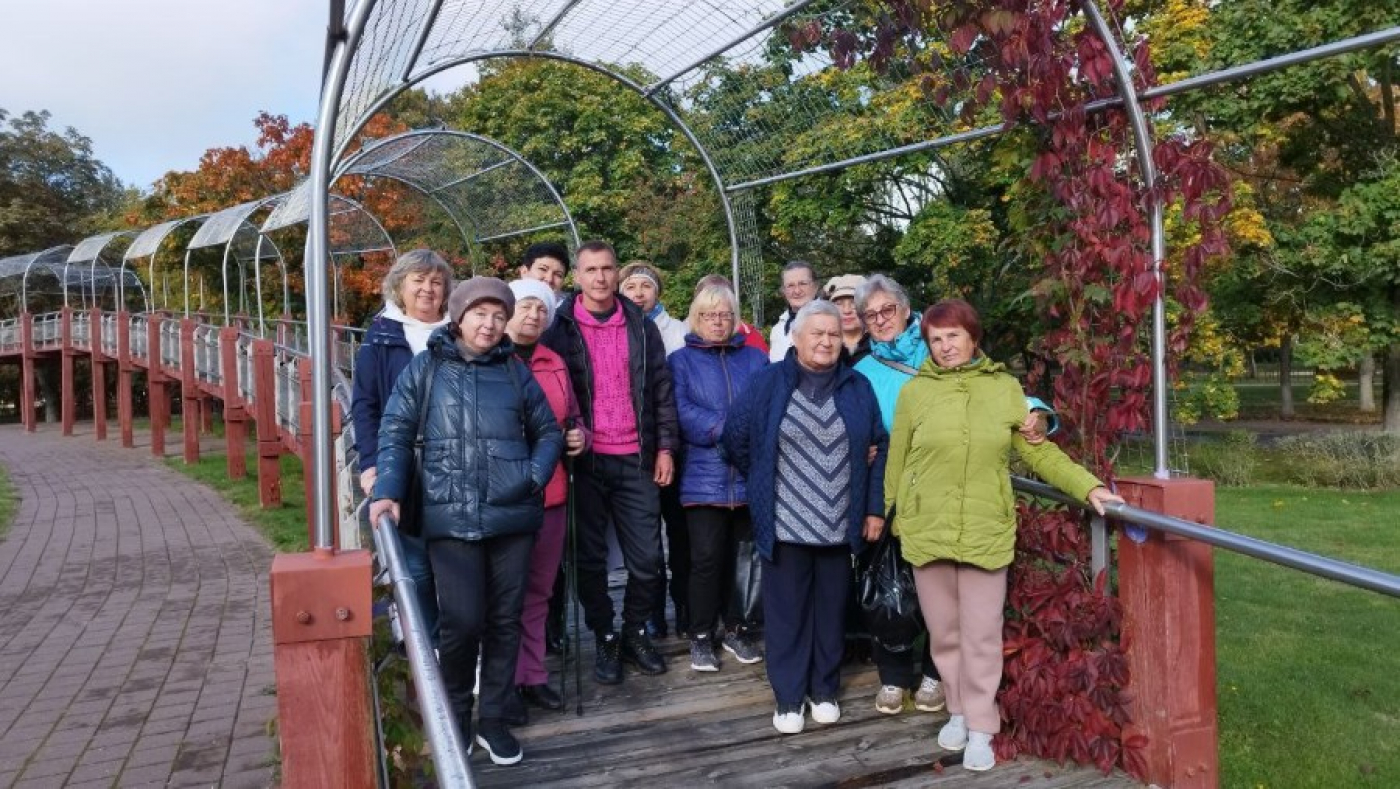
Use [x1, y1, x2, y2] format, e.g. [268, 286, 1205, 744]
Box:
[1086, 486, 1125, 516]
[359, 466, 377, 496]
[368, 498, 399, 526]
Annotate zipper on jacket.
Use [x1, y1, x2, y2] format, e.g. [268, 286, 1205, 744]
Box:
[721, 347, 736, 509]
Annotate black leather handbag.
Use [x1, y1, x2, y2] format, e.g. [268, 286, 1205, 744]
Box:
[858, 515, 922, 653]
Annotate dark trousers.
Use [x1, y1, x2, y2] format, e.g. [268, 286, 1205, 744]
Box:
[430, 532, 534, 724]
[873, 636, 939, 688]
[652, 480, 690, 624]
[762, 542, 850, 707]
[574, 453, 662, 633]
[686, 505, 754, 636]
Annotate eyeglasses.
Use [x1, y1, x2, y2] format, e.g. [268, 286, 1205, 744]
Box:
[781, 280, 815, 293]
[861, 303, 900, 324]
[699, 311, 735, 322]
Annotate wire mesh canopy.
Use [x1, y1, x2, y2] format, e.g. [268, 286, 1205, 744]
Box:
[0, 245, 81, 311]
[65, 233, 149, 312]
[332, 1, 1007, 187]
[338, 129, 579, 257]
[263, 190, 398, 257]
[189, 197, 286, 255]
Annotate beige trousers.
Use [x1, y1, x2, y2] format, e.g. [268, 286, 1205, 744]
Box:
[913, 560, 1008, 734]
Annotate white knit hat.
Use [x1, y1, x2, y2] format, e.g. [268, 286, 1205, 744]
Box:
[509, 278, 557, 326]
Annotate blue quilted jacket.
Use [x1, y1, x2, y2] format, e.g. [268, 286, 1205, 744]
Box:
[720, 354, 888, 560]
[668, 333, 768, 507]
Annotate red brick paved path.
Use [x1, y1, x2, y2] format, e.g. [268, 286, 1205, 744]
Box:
[0, 424, 277, 788]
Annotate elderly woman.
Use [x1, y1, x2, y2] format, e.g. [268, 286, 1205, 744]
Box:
[722, 300, 887, 735]
[502, 279, 588, 725]
[370, 277, 564, 766]
[850, 274, 944, 716]
[668, 283, 768, 671]
[824, 274, 869, 362]
[352, 249, 453, 639]
[885, 299, 1122, 772]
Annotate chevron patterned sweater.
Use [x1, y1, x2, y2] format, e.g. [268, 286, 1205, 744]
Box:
[774, 390, 851, 545]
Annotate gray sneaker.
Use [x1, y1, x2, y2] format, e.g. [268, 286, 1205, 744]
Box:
[722, 632, 764, 664]
[689, 636, 719, 672]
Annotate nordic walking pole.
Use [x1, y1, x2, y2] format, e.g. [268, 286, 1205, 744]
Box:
[564, 444, 585, 716]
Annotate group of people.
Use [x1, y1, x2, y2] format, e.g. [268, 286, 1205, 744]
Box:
[354, 244, 1121, 772]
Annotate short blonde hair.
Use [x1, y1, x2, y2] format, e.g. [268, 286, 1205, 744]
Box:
[686, 284, 739, 336]
[381, 249, 455, 314]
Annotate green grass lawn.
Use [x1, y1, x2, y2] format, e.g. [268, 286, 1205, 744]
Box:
[165, 447, 310, 552]
[0, 464, 16, 541]
[1214, 485, 1400, 787]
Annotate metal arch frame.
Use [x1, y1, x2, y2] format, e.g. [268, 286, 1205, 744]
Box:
[68, 231, 145, 312]
[185, 195, 287, 324]
[335, 128, 583, 262]
[308, 2, 1399, 545]
[336, 51, 743, 300]
[124, 215, 210, 313]
[16, 246, 76, 313]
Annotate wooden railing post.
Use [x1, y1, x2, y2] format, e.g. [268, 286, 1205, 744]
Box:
[91, 308, 107, 441]
[270, 548, 376, 788]
[180, 318, 200, 464]
[117, 312, 134, 448]
[253, 339, 282, 508]
[60, 307, 75, 436]
[148, 315, 168, 457]
[20, 311, 35, 432]
[1116, 476, 1219, 788]
[221, 328, 248, 479]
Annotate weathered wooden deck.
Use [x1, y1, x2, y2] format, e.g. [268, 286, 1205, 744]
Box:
[472, 620, 1139, 787]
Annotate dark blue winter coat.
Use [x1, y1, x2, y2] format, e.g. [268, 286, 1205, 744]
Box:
[373, 327, 564, 543]
[669, 333, 769, 507]
[351, 314, 414, 471]
[720, 354, 888, 560]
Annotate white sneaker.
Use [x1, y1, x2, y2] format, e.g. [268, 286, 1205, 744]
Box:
[808, 698, 841, 724]
[914, 677, 946, 712]
[874, 685, 905, 715]
[773, 704, 805, 734]
[938, 714, 968, 751]
[964, 731, 995, 771]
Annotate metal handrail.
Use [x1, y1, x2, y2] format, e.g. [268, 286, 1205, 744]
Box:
[0, 317, 18, 352]
[372, 513, 475, 787]
[33, 312, 62, 348]
[100, 312, 118, 355]
[1011, 476, 1400, 598]
[72, 311, 91, 349]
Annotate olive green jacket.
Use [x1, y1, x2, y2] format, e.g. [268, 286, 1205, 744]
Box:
[884, 357, 1102, 570]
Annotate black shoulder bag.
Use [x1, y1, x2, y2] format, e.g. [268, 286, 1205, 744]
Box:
[858, 510, 923, 653]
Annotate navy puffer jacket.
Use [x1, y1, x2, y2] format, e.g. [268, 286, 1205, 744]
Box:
[720, 354, 888, 560]
[373, 327, 564, 543]
[669, 333, 768, 507]
[351, 314, 414, 471]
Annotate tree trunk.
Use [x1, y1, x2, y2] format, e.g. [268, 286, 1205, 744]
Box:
[1359, 353, 1376, 413]
[1279, 335, 1295, 418]
[1247, 349, 1257, 380]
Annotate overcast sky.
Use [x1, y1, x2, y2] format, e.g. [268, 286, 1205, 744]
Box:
[0, 0, 330, 191]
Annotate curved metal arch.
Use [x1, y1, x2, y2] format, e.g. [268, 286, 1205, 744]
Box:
[187, 195, 288, 321]
[10, 246, 76, 313]
[336, 51, 741, 299]
[67, 231, 145, 311]
[125, 215, 210, 313]
[337, 128, 583, 264]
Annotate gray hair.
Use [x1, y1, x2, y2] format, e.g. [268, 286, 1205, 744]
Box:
[791, 298, 841, 336]
[854, 273, 910, 317]
[382, 249, 455, 313]
[686, 284, 739, 336]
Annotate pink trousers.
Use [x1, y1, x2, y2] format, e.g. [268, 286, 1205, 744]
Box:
[913, 561, 1008, 734]
[514, 505, 567, 686]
